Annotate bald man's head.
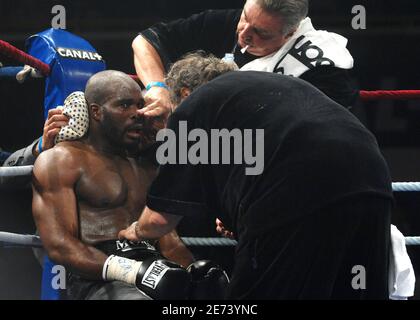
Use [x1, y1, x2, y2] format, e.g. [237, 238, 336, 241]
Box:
[83, 70, 146, 150]
[85, 70, 140, 107]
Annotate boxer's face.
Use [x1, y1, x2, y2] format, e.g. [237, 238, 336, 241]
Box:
[237, 1, 293, 56]
[100, 83, 146, 148]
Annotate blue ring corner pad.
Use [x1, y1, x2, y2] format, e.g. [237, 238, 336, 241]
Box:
[26, 28, 106, 300]
[26, 28, 106, 119]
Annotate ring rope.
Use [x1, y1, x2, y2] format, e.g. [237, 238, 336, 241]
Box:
[0, 66, 26, 78]
[1, 41, 420, 249]
[0, 232, 419, 247]
[405, 237, 420, 246]
[359, 90, 420, 100]
[0, 40, 50, 76]
[0, 40, 141, 82]
[0, 232, 43, 248]
[181, 237, 237, 246]
[392, 182, 420, 192]
[3, 166, 420, 192]
[0, 165, 34, 177]
[2, 39, 420, 99]
[0, 232, 238, 248]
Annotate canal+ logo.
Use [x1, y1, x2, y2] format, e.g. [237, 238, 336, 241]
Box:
[57, 47, 103, 61]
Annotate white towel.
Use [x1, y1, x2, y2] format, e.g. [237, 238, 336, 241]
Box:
[54, 91, 89, 144]
[389, 224, 416, 300]
[240, 17, 353, 77]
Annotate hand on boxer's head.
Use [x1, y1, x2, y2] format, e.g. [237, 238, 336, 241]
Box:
[138, 86, 173, 119]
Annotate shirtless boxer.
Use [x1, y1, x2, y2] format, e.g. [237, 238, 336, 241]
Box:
[32, 70, 195, 300]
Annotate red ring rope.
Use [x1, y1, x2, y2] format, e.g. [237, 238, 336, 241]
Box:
[0, 40, 50, 76]
[1, 39, 420, 100]
[359, 90, 420, 100]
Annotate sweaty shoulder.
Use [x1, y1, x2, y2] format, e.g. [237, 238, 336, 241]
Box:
[33, 141, 86, 187]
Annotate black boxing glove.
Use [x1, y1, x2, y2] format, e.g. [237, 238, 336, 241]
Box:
[136, 257, 191, 300]
[187, 260, 230, 300]
[103, 255, 191, 300]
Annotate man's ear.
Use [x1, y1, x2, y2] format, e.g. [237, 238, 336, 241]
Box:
[285, 28, 297, 40]
[90, 103, 101, 121]
[180, 87, 191, 100]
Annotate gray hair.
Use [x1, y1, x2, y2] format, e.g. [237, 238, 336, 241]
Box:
[247, 0, 309, 35]
[165, 51, 236, 105]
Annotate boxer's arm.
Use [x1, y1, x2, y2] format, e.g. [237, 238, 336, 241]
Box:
[157, 230, 195, 268]
[32, 147, 107, 280]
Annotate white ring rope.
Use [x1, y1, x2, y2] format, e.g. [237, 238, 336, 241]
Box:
[1, 170, 420, 246]
[0, 165, 33, 177]
[0, 232, 42, 248]
[2, 166, 420, 192]
[0, 231, 418, 247]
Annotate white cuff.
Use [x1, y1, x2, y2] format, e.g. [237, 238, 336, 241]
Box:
[102, 255, 143, 285]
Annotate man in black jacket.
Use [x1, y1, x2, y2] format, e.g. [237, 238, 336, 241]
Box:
[120, 69, 392, 299]
[133, 0, 357, 119]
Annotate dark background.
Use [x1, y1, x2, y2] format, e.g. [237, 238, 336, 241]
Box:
[0, 0, 420, 299]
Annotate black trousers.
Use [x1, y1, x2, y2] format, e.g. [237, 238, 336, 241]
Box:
[228, 196, 392, 300]
[70, 278, 151, 300]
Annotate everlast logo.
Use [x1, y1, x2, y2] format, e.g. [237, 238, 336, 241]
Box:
[57, 47, 103, 61]
[141, 261, 169, 289]
[116, 240, 130, 250]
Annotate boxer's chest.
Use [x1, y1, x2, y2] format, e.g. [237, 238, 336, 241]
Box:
[76, 156, 151, 211]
